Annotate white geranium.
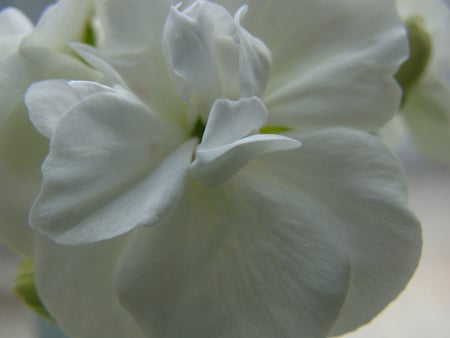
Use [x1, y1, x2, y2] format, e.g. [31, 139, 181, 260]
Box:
[389, 0, 450, 163]
[3, 0, 421, 338]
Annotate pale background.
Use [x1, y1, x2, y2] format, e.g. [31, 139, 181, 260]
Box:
[0, 1, 449, 337]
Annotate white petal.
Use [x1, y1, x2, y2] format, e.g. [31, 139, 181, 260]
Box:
[94, 0, 171, 55]
[115, 179, 351, 338]
[0, 7, 33, 58]
[163, 1, 240, 117]
[192, 98, 300, 185]
[217, 0, 408, 130]
[70, 43, 128, 87]
[402, 75, 450, 163]
[34, 234, 146, 338]
[235, 6, 271, 98]
[22, 0, 93, 53]
[265, 127, 421, 335]
[0, 7, 33, 36]
[26, 80, 121, 138]
[0, 50, 98, 255]
[201, 97, 268, 147]
[30, 89, 191, 244]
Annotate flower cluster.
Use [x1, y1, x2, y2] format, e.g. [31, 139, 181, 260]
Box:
[0, 1, 422, 338]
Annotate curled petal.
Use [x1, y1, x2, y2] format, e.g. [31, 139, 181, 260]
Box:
[192, 97, 300, 185]
[30, 88, 191, 244]
[163, 1, 271, 121]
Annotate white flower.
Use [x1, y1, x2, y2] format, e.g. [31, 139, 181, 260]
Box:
[3, 1, 421, 338]
[389, 0, 450, 163]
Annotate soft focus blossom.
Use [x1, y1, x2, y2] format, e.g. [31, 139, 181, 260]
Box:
[1, 1, 422, 338]
[386, 0, 450, 163]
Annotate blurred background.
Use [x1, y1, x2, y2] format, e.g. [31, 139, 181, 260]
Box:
[0, 1, 449, 337]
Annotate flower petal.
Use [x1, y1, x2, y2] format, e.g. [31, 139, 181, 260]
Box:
[0, 7, 33, 37]
[30, 88, 192, 244]
[402, 75, 450, 163]
[115, 179, 351, 338]
[26, 79, 120, 138]
[70, 42, 128, 87]
[235, 5, 271, 98]
[192, 97, 300, 185]
[163, 1, 240, 117]
[201, 97, 268, 147]
[21, 0, 93, 53]
[94, 0, 171, 55]
[34, 234, 145, 338]
[266, 127, 421, 335]
[0, 49, 98, 255]
[217, 0, 408, 130]
[0, 7, 33, 58]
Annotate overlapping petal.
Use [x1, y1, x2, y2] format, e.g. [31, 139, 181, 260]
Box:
[214, 0, 407, 130]
[115, 178, 350, 338]
[0, 49, 98, 255]
[34, 234, 145, 338]
[28, 87, 192, 244]
[278, 128, 421, 335]
[115, 127, 420, 338]
[192, 97, 300, 185]
[21, 0, 93, 53]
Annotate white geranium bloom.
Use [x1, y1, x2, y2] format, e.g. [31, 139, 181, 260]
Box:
[389, 0, 450, 163]
[3, 0, 421, 337]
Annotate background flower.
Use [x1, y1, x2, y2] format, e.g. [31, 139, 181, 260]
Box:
[386, 0, 450, 164]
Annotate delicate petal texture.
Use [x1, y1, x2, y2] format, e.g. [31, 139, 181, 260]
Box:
[402, 75, 450, 163]
[26, 80, 79, 138]
[22, 0, 93, 53]
[30, 89, 191, 244]
[70, 43, 128, 88]
[115, 179, 351, 338]
[201, 97, 268, 147]
[94, 0, 186, 126]
[235, 6, 271, 98]
[274, 128, 421, 335]
[215, 0, 408, 130]
[0, 7, 33, 58]
[163, 1, 241, 117]
[94, 0, 171, 55]
[27, 80, 120, 138]
[34, 234, 145, 338]
[163, 1, 271, 121]
[192, 97, 300, 185]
